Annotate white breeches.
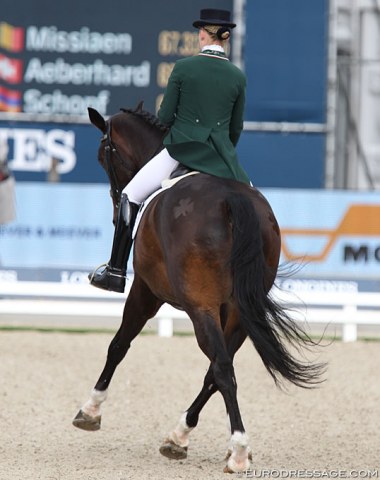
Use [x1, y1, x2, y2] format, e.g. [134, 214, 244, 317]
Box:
[122, 148, 179, 204]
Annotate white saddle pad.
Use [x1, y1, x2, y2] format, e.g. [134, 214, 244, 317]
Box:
[132, 171, 199, 239]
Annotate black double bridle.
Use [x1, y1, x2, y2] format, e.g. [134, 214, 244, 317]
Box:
[100, 115, 166, 209]
[101, 119, 135, 209]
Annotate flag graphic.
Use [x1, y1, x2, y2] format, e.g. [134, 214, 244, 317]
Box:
[0, 85, 22, 112]
[0, 53, 23, 83]
[0, 22, 24, 52]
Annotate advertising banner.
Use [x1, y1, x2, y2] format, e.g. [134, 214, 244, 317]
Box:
[0, 184, 379, 292]
[0, 121, 106, 183]
[268, 189, 380, 292]
[0, 182, 115, 283]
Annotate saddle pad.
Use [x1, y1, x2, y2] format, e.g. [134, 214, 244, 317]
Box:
[132, 171, 199, 239]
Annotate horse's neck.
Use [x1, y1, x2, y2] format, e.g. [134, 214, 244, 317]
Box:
[117, 113, 166, 171]
[134, 129, 165, 169]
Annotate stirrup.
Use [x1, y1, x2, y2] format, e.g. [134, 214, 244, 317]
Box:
[88, 262, 127, 281]
[88, 262, 108, 282]
[88, 262, 126, 293]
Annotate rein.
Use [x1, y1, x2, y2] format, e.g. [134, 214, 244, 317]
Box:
[102, 119, 135, 208]
[102, 111, 167, 207]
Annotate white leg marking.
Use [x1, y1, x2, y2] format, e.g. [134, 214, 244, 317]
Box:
[81, 388, 108, 418]
[226, 431, 251, 472]
[168, 412, 194, 448]
[226, 413, 231, 434]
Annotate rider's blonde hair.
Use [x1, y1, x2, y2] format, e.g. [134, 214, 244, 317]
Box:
[203, 24, 231, 48]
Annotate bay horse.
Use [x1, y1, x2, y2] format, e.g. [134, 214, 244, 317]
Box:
[73, 103, 324, 473]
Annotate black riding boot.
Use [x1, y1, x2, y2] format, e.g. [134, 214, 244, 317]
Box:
[89, 194, 139, 293]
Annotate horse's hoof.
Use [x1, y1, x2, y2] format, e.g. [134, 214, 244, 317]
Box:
[223, 463, 251, 474]
[225, 448, 253, 461]
[159, 439, 188, 460]
[223, 451, 252, 473]
[72, 409, 101, 431]
[224, 465, 235, 474]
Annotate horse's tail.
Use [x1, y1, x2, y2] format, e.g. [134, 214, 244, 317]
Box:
[226, 193, 324, 388]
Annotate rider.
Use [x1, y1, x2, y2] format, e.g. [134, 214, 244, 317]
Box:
[89, 8, 251, 293]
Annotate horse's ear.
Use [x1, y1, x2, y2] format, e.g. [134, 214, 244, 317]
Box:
[88, 107, 107, 134]
[135, 100, 144, 112]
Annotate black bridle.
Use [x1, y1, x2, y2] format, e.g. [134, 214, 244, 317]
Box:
[101, 115, 166, 208]
[101, 119, 135, 208]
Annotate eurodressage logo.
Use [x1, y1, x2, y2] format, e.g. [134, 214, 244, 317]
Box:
[236, 469, 379, 478]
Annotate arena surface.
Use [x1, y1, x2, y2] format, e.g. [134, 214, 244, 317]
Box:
[0, 330, 379, 479]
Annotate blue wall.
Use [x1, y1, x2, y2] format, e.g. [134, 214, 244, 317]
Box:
[238, 131, 326, 188]
[243, 0, 329, 188]
[245, 0, 328, 123]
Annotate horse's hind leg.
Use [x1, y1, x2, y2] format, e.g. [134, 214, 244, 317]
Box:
[161, 308, 251, 472]
[73, 274, 162, 431]
[186, 318, 246, 431]
[159, 365, 216, 460]
[194, 311, 250, 473]
[159, 335, 245, 458]
[160, 307, 248, 462]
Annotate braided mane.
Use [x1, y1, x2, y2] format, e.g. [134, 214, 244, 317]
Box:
[120, 105, 168, 134]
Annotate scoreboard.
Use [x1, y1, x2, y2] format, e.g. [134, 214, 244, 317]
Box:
[0, 0, 232, 117]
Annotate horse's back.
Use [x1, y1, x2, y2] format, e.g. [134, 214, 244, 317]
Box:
[133, 174, 280, 305]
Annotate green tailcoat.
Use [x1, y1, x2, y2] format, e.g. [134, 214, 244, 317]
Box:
[158, 50, 250, 185]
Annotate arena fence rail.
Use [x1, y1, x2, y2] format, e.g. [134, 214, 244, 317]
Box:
[0, 280, 379, 341]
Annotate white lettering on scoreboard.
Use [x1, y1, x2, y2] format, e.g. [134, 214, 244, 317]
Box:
[24, 58, 150, 87]
[1, 22, 151, 116]
[23, 89, 110, 115]
[26, 26, 133, 54]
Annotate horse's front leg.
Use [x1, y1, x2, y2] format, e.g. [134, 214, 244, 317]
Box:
[73, 275, 162, 431]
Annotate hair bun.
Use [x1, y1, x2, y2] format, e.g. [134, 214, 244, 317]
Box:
[217, 27, 231, 40]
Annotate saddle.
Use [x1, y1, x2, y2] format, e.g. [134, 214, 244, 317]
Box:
[169, 164, 194, 179]
[132, 166, 199, 238]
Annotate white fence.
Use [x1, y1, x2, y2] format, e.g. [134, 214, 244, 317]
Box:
[0, 280, 379, 342]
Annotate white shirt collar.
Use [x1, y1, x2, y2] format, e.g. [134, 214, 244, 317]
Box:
[202, 45, 225, 53]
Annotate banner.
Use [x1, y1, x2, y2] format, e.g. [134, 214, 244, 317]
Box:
[268, 189, 380, 292]
[0, 121, 106, 182]
[0, 184, 379, 291]
[0, 183, 115, 279]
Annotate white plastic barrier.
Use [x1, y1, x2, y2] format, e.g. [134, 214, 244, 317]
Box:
[0, 281, 379, 341]
[272, 289, 380, 342]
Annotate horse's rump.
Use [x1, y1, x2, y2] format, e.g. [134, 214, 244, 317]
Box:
[133, 173, 279, 309]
